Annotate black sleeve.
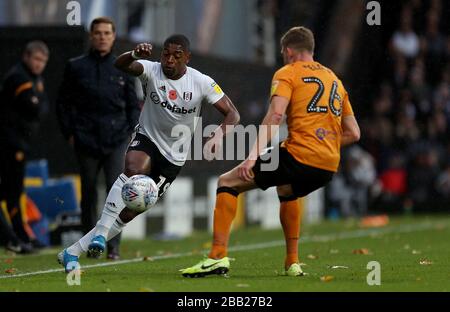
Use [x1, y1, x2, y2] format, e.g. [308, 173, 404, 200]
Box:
[124, 75, 140, 132]
[35, 78, 49, 115]
[11, 73, 41, 121]
[56, 62, 77, 139]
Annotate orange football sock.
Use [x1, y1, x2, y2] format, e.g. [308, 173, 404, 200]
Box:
[279, 196, 301, 269]
[209, 187, 239, 259]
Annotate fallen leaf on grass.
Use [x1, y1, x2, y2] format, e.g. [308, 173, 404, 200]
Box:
[5, 268, 16, 274]
[307, 254, 318, 260]
[412, 250, 421, 255]
[359, 215, 389, 228]
[4, 259, 13, 264]
[329, 265, 349, 269]
[352, 248, 370, 255]
[320, 275, 334, 282]
[419, 259, 433, 265]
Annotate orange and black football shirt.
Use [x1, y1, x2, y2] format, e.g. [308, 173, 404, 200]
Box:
[271, 61, 354, 172]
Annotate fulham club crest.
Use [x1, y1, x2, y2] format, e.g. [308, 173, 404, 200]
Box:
[183, 92, 193, 102]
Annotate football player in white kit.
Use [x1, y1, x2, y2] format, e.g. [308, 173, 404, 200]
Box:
[58, 34, 240, 272]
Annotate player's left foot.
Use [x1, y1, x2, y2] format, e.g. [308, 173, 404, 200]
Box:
[57, 249, 80, 273]
[180, 257, 231, 278]
[285, 263, 305, 276]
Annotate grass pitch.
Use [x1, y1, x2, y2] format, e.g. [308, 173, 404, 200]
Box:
[1, 215, 450, 292]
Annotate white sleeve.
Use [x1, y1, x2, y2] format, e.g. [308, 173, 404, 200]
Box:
[136, 60, 157, 83]
[201, 74, 225, 105]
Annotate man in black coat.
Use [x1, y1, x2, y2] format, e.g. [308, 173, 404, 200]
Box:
[0, 40, 49, 253]
[57, 17, 140, 259]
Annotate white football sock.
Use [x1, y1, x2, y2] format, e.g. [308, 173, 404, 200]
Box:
[67, 227, 96, 257]
[66, 218, 126, 257]
[95, 174, 128, 238]
[107, 218, 126, 241]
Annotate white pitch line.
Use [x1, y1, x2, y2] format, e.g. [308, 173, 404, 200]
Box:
[0, 221, 446, 280]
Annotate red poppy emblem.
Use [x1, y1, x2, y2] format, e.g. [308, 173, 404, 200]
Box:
[169, 90, 177, 100]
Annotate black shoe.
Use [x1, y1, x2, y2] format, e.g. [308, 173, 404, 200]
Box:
[31, 239, 46, 249]
[6, 241, 34, 254]
[107, 246, 120, 260]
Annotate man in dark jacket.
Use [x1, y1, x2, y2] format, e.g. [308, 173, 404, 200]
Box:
[0, 40, 49, 253]
[57, 17, 140, 259]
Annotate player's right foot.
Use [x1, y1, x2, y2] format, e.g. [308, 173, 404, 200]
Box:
[180, 257, 231, 278]
[88, 235, 106, 258]
[57, 249, 80, 273]
[285, 263, 305, 277]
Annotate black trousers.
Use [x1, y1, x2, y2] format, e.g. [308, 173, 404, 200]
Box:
[74, 140, 128, 250]
[0, 148, 31, 243]
[0, 205, 20, 245]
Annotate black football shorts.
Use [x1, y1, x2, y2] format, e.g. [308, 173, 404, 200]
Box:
[252, 143, 334, 198]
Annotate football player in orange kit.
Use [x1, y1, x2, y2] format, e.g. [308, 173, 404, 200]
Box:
[181, 26, 360, 277]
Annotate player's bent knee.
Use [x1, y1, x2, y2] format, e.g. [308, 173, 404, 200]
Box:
[124, 151, 151, 177]
[217, 173, 235, 188]
[277, 185, 294, 197]
[119, 207, 140, 223]
[124, 160, 148, 177]
[124, 167, 143, 178]
[217, 172, 252, 194]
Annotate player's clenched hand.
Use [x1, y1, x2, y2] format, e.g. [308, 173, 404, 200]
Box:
[133, 43, 152, 59]
[238, 158, 256, 182]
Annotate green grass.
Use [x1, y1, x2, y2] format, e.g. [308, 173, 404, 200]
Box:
[1, 215, 450, 292]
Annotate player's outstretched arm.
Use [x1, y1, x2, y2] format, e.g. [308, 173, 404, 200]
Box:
[114, 43, 152, 76]
[238, 95, 288, 181]
[341, 115, 360, 146]
[249, 95, 288, 158]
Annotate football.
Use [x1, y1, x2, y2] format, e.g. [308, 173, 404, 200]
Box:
[121, 175, 159, 213]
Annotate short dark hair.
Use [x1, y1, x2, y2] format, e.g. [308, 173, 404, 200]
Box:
[164, 34, 190, 52]
[90, 16, 116, 33]
[280, 26, 315, 54]
[24, 40, 49, 56]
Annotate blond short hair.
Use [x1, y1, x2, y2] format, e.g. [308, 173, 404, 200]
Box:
[280, 26, 315, 54]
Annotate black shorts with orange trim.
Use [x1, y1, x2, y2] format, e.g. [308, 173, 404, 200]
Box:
[252, 143, 334, 198]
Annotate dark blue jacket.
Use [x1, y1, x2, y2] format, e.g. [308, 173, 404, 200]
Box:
[56, 50, 140, 156]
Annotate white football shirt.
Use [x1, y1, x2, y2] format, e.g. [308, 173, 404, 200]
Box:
[137, 60, 224, 166]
